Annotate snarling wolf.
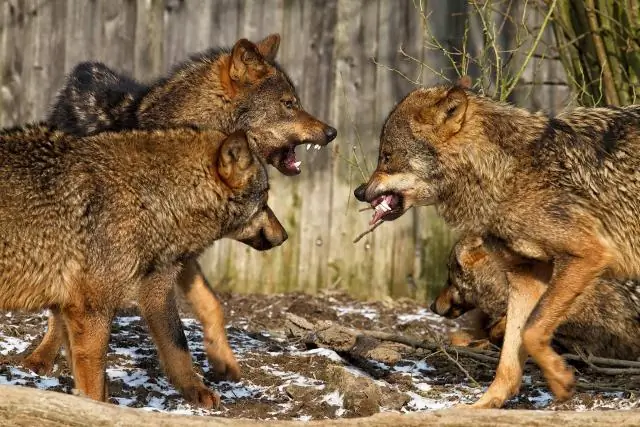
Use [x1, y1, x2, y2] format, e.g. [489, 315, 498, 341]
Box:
[355, 82, 640, 408]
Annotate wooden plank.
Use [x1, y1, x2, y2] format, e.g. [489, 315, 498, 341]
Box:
[326, 0, 379, 299]
[209, 0, 241, 46]
[18, 0, 38, 123]
[291, 0, 337, 294]
[99, 0, 136, 72]
[133, 0, 164, 80]
[163, 0, 188, 69]
[45, 0, 68, 111]
[182, 0, 213, 53]
[64, 0, 103, 68]
[0, 0, 12, 126]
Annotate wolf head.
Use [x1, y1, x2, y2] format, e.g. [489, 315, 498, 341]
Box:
[227, 34, 337, 176]
[216, 131, 288, 251]
[353, 83, 475, 223]
[140, 34, 337, 177]
[430, 236, 496, 318]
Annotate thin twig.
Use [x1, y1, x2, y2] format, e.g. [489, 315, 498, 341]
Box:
[439, 345, 481, 387]
[353, 221, 384, 244]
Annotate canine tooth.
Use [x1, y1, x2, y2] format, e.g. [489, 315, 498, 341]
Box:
[293, 160, 302, 168]
[315, 144, 321, 150]
[306, 144, 311, 150]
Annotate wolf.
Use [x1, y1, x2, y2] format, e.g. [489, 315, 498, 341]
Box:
[354, 82, 640, 408]
[0, 124, 286, 406]
[27, 33, 336, 388]
[432, 236, 640, 360]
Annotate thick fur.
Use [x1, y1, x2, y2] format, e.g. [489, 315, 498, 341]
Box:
[33, 34, 335, 392]
[48, 34, 337, 176]
[0, 124, 286, 407]
[433, 236, 640, 360]
[354, 83, 640, 407]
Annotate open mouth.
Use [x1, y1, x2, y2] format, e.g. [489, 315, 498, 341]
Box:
[369, 192, 404, 225]
[269, 142, 326, 176]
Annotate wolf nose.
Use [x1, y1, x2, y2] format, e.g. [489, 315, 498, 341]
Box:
[429, 300, 438, 313]
[354, 183, 367, 202]
[324, 126, 337, 142]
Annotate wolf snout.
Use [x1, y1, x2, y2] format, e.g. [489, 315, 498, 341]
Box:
[324, 126, 337, 142]
[354, 183, 367, 202]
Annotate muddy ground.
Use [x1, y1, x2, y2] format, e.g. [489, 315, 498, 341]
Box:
[1, 291, 639, 421]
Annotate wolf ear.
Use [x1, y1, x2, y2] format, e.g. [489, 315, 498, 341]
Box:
[229, 38, 268, 84]
[436, 86, 468, 135]
[456, 75, 472, 89]
[217, 131, 256, 188]
[255, 33, 280, 62]
[454, 236, 487, 270]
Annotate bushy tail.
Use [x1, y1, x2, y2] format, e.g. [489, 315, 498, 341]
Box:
[47, 62, 149, 137]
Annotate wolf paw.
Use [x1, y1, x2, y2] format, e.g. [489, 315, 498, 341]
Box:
[183, 384, 221, 409]
[468, 395, 507, 409]
[544, 363, 575, 402]
[205, 340, 242, 382]
[22, 355, 55, 376]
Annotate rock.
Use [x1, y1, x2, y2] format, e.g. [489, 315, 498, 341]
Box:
[380, 389, 410, 411]
[322, 365, 382, 417]
[284, 384, 322, 402]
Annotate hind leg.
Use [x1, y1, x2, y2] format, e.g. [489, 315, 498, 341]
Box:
[522, 241, 608, 402]
[62, 305, 112, 401]
[22, 309, 64, 375]
[177, 259, 240, 381]
[139, 269, 220, 409]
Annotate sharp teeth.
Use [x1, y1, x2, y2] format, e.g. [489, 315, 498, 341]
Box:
[306, 144, 311, 151]
[293, 160, 302, 168]
[375, 205, 383, 212]
[381, 201, 391, 211]
[315, 144, 321, 150]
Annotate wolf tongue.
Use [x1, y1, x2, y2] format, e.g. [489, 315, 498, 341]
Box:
[370, 209, 384, 225]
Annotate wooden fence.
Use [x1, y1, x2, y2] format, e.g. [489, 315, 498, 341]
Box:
[0, 0, 571, 301]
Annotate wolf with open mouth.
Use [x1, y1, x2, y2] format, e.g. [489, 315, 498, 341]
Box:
[354, 81, 640, 409]
[49, 33, 337, 176]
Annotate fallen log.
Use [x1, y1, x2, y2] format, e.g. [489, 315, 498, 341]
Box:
[1, 385, 639, 427]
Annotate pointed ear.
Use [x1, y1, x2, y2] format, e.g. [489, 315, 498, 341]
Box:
[255, 33, 280, 62]
[435, 86, 468, 134]
[229, 38, 268, 83]
[217, 131, 256, 188]
[455, 236, 487, 270]
[456, 75, 472, 89]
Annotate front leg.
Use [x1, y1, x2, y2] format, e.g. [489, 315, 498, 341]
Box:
[139, 268, 220, 409]
[177, 259, 241, 381]
[62, 305, 113, 402]
[522, 237, 609, 402]
[468, 265, 547, 408]
[23, 308, 65, 375]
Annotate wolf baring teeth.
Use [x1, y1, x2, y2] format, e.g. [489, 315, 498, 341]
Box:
[354, 81, 640, 409]
[49, 34, 337, 176]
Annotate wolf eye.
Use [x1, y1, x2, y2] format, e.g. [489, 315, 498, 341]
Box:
[282, 100, 295, 109]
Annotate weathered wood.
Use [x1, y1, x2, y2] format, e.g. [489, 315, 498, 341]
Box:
[1, 385, 639, 426]
[0, 0, 573, 300]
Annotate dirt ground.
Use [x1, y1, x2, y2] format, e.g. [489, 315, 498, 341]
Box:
[1, 291, 639, 421]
